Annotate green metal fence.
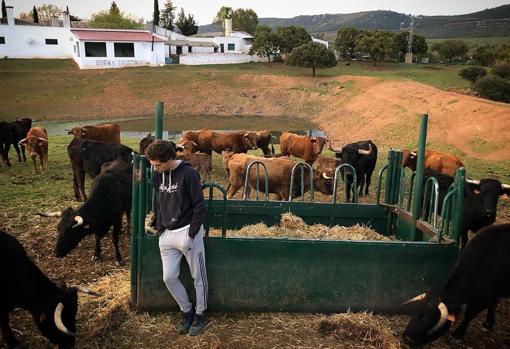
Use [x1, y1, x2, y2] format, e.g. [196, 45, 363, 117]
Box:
[130, 105, 463, 313]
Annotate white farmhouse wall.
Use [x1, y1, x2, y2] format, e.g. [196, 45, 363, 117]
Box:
[167, 45, 215, 55]
[74, 41, 165, 69]
[213, 37, 249, 53]
[179, 53, 265, 65]
[0, 25, 74, 58]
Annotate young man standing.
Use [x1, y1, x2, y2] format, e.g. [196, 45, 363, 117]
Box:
[145, 140, 208, 336]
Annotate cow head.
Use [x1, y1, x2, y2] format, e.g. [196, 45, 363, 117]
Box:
[19, 136, 47, 158]
[315, 137, 327, 154]
[36, 286, 78, 348]
[243, 132, 259, 150]
[181, 141, 199, 154]
[466, 179, 509, 222]
[313, 169, 334, 196]
[54, 208, 89, 258]
[68, 127, 84, 139]
[139, 132, 156, 154]
[402, 150, 417, 171]
[403, 293, 456, 346]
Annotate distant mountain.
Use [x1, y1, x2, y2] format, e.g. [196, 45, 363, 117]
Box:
[198, 4, 510, 38]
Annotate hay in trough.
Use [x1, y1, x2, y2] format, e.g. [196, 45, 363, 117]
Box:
[209, 212, 392, 241]
[319, 311, 401, 349]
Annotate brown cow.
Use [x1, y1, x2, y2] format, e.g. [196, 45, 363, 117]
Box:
[314, 155, 341, 175]
[280, 132, 326, 165]
[226, 153, 334, 200]
[237, 130, 274, 156]
[68, 124, 121, 144]
[197, 129, 258, 155]
[176, 152, 212, 183]
[402, 149, 464, 177]
[19, 127, 48, 174]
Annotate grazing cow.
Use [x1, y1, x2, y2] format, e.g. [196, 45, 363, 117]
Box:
[329, 140, 378, 202]
[280, 132, 326, 165]
[197, 129, 258, 155]
[0, 229, 99, 349]
[177, 152, 212, 183]
[403, 149, 464, 177]
[403, 223, 510, 346]
[421, 169, 510, 249]
[11, 117, 32, 162]
[238, 130, 274, 156]
[67, 139, 132, 201]
[226, 153, 334, 200]
[41, 162, 132, 265]
[19, 126, 48, 174]
[67, 123, 120, 144]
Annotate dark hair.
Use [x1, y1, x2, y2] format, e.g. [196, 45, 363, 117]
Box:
[145, 140, 176, 162]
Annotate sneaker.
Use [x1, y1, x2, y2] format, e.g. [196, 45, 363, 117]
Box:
[189, 313, 206, 336]
[177, 309, 195, 334]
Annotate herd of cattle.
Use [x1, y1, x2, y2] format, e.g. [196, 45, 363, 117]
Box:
[1, 119, 510, 348]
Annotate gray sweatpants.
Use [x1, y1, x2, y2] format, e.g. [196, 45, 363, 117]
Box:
[159, 224, 208, 314]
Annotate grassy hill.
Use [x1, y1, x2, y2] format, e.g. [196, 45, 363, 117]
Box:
[199, 4, 510, 38]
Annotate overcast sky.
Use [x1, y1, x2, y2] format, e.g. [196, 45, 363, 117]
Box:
[9, 0, 509, 25]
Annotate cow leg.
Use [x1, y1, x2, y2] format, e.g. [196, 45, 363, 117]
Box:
[125, 210, 131, 235]
[31, 156, 38, 174]
[72, 169, 81, 201]
[0, 310, 20, 348]
[78, 168, 87, 201]
[358, 176, 365, 197]
[365, 170, 375, 196]
[20, 144, 26, 162]
[112, 217, 123, 265]
[2, 143, 11, 167]
[92, 234, 101, 261]
[450, 303, 485, 341]
[13, 143, 22, 162]
[482, 300, 499, 332]
[42, 152, 48, 172]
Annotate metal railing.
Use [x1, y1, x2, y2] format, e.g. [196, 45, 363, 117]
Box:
[243, 161, 270, 201]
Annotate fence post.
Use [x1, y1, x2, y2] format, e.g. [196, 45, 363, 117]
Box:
[155, 101, 164, 140]
[451, 167, 465, 244]
[130, 154, 141, 307]
[411, 114, 428, 241]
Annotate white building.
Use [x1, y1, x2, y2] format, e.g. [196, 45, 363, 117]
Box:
[0, 6, 166, 69]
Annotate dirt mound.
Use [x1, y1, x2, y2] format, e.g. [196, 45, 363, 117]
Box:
[316, 76, 510, 161]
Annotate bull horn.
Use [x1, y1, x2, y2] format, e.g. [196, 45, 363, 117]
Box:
[322, 172, 332, 180]
[502, 183, 510, 189]
[358, 143, 372, 155]
[466, 179, 480, 185]
[402, 293, 427, 306]
[70, 285, 101, 296]
[18, 138, 27, 146]
[54, 303, 76, 336]
[427, 302, 450, 335]
[410, 151, 417, 156]
[328, 139, 342, 152]
[72, 215, 84, 229]
[37, 137, 48, 142]
[37, 211, 62, 217]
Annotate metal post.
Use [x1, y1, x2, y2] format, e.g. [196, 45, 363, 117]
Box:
[155, 101, 164, 140]
[411, 114, 428, 241]
[451, 168, 465, 244]
[130, 154, 140, 307]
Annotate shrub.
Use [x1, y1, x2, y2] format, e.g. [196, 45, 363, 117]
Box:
[473, 75, 510, 103]
[459, 66, 487, 83]
[491, 63, 510, 79]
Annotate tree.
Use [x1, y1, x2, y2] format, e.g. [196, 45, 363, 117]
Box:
[160, 0, 176, 30]
[491, 63, 510, 79]
[66, 5, 81, 22]
[1, 0, 6, 19]
[335, 27, 359, 60]
[275, 26, 311, 56]
[33, 6, 39, 23]
[34, 4, 62, 24]
[89, 1, 144, 29]
[213, 6, 233, 34]
[232, 8, 258, 35]
[287, 42, 337, 77]
[153, 0, 160, 26]
[459, 66, 487, 84]
[394, 31, 427, 61]
[249, 25, 280, 63]
[355, 30, 396, 65]
[175, 8, 198, 36]
[431, 40, 468, 65]
[471, 45, 496, 67]
[473, 75, 510, 103]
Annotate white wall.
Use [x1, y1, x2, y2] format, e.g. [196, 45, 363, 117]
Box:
[167, 45, 215, 56]
[213, 37, 249, 53]
[179, 53, 265, 65]
[73, 40, 165, 69]
[0, 24, 74, 58]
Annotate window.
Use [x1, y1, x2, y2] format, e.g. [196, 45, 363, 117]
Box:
[228, 43, 235, 51]
[85, 42, 107, 57]
[176, 46, 183, 55]
[0, 37, 5, 44]
[188, 46, 192, 53]
[45, 39, 58, 45]
[114, 42, 135, 57]
[220, 44, 224, 53]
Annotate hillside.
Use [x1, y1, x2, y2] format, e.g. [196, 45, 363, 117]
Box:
[198, 4, 510, 38]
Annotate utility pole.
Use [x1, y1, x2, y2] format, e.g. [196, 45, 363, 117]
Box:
[404, 14, 418, 64]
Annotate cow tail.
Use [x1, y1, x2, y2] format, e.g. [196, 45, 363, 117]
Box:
[271, 144, 275, 155]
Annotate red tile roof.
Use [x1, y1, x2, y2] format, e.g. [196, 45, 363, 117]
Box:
[71, 29, 165, 42]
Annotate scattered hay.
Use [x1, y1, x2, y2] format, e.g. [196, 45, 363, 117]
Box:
[210, 212, 393, 241]
[319, 311, 401, 349]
